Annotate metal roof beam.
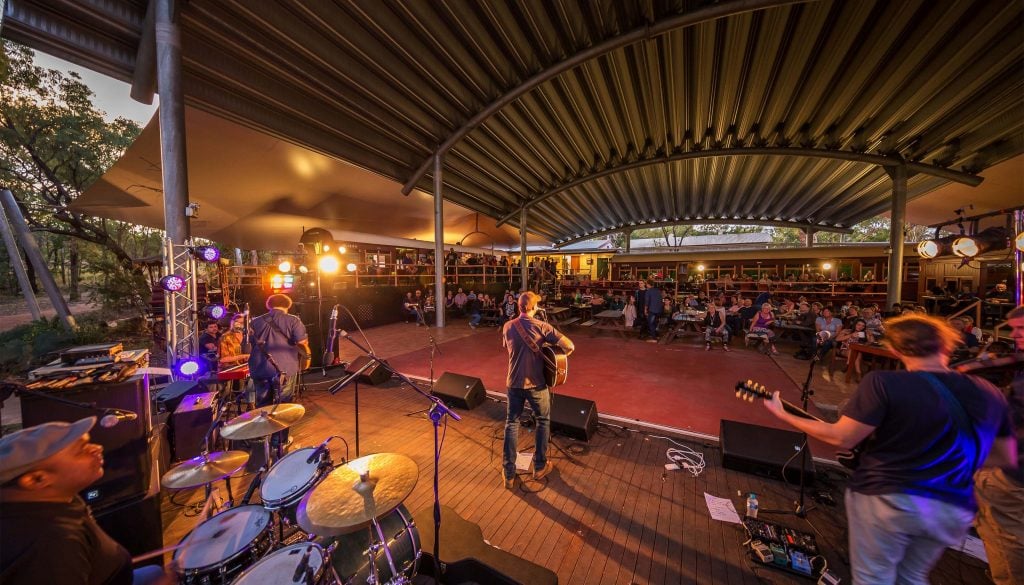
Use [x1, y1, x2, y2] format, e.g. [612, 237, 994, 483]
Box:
[553, 218, 851, 248]
[400, 0, 818, 195]
[495, 146, 983, 226]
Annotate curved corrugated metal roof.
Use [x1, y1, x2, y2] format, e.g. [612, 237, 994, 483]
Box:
[5, 0, 1022, 244]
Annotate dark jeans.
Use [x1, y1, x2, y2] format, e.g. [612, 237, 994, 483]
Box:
[252, 374, 297, 447]
[647, 312, 662, 338]
[503, 387, 551, 480]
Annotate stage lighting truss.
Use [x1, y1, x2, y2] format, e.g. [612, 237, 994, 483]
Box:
[163, 239, 199, 374]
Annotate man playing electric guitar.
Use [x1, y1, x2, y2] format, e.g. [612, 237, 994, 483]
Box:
[762, 314, 1016, 585]
[501, 291, 574, 490]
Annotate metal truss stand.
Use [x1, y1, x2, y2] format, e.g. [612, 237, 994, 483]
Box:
[163, 238, 199, 369]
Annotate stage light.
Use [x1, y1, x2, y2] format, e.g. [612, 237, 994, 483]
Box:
[1015, 231, 1024, 252]
[318, 255, 340, 274]
[323, 244, 331, 252]
[338, 245, 346, 254]
[952, 236, 979, 258]
[270, 274, 294, 292]
[202, 305, 227, 320]
[278, 260, 292, 273]
[160, 275, 185, 292]
[193, 246, 220, 263]
[954, 227, 1009, 258]
[917, 240, 940, 258]
[174, 357, 203, 378]
[347, 262, 358, 272]
[697, 264, 705, 272]
[298, 265, 309, 274]
[822, 262, 833, 271]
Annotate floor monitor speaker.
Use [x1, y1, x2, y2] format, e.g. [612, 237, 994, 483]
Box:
[432, 372, 486, 410]
[550, 394, 598, 442]
[172, 391, 218, 461]
[720, 419, 815, 484]
[19, 375, 153, 511]
[345, 355, 391, 385]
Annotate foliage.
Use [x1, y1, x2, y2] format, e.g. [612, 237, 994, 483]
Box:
[0, 317, 108, 375]
[0, 40, 156, 306]
[629, 224, 762, 246]
[770, 218, 936, 245]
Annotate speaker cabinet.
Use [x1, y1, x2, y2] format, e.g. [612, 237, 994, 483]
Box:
[550, 394, 598, 442]
[432, 372, 486, 410]
[172, 391, 218, 461]
[95, 493, 164, 566]
[153, 380, 201, 414]
[19, 375, 152, 512]
[345, 355, 391, 385]
[720, 419, 815, 484]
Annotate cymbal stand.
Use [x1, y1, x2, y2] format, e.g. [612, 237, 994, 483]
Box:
[327, 359, 377, 458]
[335, 329, 459, 582]
[200, 403, 235, 509]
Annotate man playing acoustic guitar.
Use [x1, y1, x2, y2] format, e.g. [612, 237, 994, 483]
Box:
[763, 313, 1016, 585]
[501, 291, 574, 489]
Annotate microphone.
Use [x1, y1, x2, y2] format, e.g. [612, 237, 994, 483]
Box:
[329, 304, 339, 321]
[306, 437, 333, 464]
[292, 545, 313, 582]
[100, 409, 138, 428]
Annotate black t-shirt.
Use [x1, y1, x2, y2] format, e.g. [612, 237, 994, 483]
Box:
[844, 370, 1013, 510]
[0, 497, 132, 585]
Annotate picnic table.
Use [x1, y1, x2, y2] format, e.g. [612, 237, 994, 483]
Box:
[660, 311, 705, 344]
[844, 343, 902, 382]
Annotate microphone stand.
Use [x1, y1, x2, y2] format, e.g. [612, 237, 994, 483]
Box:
[792, 336, 823, 517]
[322, 305, 339, 374]
[333, 329, 459, 581]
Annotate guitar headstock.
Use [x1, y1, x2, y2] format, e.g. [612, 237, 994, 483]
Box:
[734, 379, 772, 402]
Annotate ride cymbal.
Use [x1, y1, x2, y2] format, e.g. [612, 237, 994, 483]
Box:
[220, 403, 305, 440]
[161, 450, 250, 490]
[297, 452, 418, 536]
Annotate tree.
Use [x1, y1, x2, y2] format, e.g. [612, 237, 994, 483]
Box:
[0, 40, 147, 302]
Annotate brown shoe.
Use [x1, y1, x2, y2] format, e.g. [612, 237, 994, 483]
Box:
[502, 472, 514, 490]
[533, 461, 555, 481]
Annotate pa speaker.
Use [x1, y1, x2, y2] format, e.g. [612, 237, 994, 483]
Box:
[720, 419, 815, 484]
[172, 392, 218, 461]
[95, 493, 164, 566]
[153, 380, 201, 414]
[550, 394, 598, 442]
[432, 372, 486, 410]
[19, 375, 153, 511]
[345, 355, 390, 385]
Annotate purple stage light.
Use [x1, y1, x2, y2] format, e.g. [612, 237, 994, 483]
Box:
[160, 275, 186, 292]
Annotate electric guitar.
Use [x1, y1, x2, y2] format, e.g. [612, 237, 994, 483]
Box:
[734, 380, 862, 470]
[542, 345, 569, 388]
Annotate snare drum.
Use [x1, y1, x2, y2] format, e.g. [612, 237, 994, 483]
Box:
[322, 504, 420, 585]
[174, 505, 274, 584]
[261, 447, 330, 525]
[231, 542, 326, 585]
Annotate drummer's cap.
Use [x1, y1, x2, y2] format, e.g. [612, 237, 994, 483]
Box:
[0, 417, 96, 484]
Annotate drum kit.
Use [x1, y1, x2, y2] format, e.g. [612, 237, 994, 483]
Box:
[158, 402, 421, 584]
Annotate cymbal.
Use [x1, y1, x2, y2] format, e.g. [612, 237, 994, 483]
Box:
[220, 403, 305, 440]
[297, 452, 418, 536]
[161, 450, 250, 490]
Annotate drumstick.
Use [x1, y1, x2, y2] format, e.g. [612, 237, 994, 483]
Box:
[132, 543, 184, 564]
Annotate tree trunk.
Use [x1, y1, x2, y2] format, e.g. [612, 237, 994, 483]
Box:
[69, 238, 81, 302]
[23, 250, 39, 294]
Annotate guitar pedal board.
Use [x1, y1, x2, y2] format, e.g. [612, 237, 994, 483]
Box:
[744, 518, 824, 579]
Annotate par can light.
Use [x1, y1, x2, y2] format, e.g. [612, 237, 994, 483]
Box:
[193, 246, 220, 263]
[160, 275, 185, 292]
[174, 357, 203, 378]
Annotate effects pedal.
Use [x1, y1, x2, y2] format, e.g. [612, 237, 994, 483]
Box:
[788, 550, 813, 576]
[751, 541, 773, 564]
[769, 543, 788, 567]
[818, 568, 841, 585]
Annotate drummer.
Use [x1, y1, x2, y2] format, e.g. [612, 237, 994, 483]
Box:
[0, 417, 168, 584]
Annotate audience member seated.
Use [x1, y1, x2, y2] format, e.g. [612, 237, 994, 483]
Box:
[950, 317, 980, 350]
[423, 294, 436, 321]
[861, 306, 884, 337]
[843, 306, 860, 327]
[987, 282, 1012, 301]
[704, 298, 731, 352]
[401, 291, 426, 326]
[453, 288, 468, 315]
[445, 291, 456, 313]
[810, 306, 842, 356]
[467, 295, 482, 329]
[608, 295, 625, 311]
[834, 318, 874, 370]
[501, 294, 517, 324]
[748, 303, 779, 354]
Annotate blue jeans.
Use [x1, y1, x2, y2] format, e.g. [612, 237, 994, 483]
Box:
[503, 387, 551, 480]
[252, 374, 297, 446]
[470, 312, 482, 326]
[647, 313, 661, 338]
[844, 490, 973, 585]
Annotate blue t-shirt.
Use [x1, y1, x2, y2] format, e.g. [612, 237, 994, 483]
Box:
[247, 309, 308, 378]
[645, 287, 663, 315]
[815, 316, 842, 336]
[844, 370, 1012, 510]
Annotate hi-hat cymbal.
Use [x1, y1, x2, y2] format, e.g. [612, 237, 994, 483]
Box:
[220, 403, 305, 440]
[161, 450, 250, 490]
[297, 453, 418, 536]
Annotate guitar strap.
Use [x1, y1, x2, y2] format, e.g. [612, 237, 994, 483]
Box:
[511, 317, 542, 355]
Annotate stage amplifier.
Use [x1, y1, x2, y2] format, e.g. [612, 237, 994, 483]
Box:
[720, 419, 815, 484]
[550, 394, 598, 442]
[432, 372, 486, 410]
[173, 391, 219, 460]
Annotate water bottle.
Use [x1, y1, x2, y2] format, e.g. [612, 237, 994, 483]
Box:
[746, 492, 759, 518]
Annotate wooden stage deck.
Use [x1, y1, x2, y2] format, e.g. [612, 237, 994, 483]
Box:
[159, 376, 990, 584]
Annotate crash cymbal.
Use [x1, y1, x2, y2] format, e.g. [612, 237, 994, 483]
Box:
[220, 403, 305, 440]
[161, 450, 250, 490]
[297, 453, 418, 536]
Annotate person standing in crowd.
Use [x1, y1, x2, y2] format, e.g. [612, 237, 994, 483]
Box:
[763, 314, 1016, 585]
[975, 305, 1024, 585]
[623, 294, 637, 328]
[501, 292, 574, 489]
[644, 278, 662, 342]
[635, 280, 648, 336]
[248, 294, 311, 446]
[1, 417, 167, 584]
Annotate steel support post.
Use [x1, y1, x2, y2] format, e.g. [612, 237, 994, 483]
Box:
[886, 165, 908, 308]
[624, 229, 632, 253]
[805, 228, 816, 248]
[0, 189, 75, 330]
[155, 0, 190, 245]
[519, 207, 528, 291]
[0, 200, 42, 320]
[433, 154, 446, 328]
[1014, 210, 1023, 306]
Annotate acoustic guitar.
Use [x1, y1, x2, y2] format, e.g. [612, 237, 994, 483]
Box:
[734, 380, 861, 470]
[543, 345, 569, 387]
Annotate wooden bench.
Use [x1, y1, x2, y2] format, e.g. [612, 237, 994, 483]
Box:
[557, 317, 581, 327]
[580, 319, 598, 327]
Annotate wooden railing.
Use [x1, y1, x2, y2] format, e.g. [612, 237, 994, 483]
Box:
[946, 300, 982, 325]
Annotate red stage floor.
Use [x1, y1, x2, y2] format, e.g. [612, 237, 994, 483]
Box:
[386, 331, 838, 457]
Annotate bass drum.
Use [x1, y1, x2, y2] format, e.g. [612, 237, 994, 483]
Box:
[174, 505, 274, 585]
[322, 505, 420, 585]
[231, 542, 326, 585]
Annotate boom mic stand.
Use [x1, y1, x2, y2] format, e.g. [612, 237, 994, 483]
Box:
[330, 329, 459, 582]
[793, 334, 826, 517]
